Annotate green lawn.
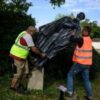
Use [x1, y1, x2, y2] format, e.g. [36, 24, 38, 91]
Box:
[0, 74, 100, 100]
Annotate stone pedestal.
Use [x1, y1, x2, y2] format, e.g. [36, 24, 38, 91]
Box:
[28, 67, 44, 90]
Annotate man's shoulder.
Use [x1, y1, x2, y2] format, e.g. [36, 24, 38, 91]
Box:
[23, 33, 32, 39]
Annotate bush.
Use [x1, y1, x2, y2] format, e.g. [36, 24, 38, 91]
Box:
[0, 10, 36, 75]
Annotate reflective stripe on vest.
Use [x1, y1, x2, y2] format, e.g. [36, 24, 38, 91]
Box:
[75, 48, 92, 52]
[73, 36, 92, 65]
[74, 54, 92, 59]
[10, 31, 29, 59]
[15, 31, 29, 51]
[14, 43, 29, 51]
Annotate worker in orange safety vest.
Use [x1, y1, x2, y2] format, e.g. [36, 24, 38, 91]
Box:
[66, 26, 93, 100]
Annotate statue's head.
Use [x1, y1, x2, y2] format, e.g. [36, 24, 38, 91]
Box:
[76, 12, 85, 21]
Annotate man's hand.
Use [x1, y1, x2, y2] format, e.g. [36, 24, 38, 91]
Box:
[41, 53, 46, 58]
[72, 31, 75, 36]
[31, 46, 46, 58]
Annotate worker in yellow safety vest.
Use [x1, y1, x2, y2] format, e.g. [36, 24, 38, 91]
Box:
[10, 26, 46, 93]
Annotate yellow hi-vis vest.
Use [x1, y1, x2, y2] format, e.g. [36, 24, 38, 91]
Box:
[10, 31, 30, 59]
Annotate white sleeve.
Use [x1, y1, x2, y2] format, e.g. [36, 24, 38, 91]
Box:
[23, 34, 35, 47]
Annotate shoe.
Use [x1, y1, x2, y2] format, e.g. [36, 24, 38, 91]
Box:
[65, 92, 73, 98]
[10, 87, 16, 91]
[84, 96, 93, 100]
[16, 85, 30, 95]
[23, 89, 31, 95]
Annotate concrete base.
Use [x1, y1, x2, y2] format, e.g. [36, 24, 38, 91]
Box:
[28, 67, 44, 90]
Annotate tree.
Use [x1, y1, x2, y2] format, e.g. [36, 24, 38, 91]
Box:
[55, 13, 65, 20]
[0, 0, 35, 51]
[81, 19, 90, 27]
[8, 0, 32, 13]
[55, 13, 75, 20]
[81, 19, 100, 38]
[50, 0, 65, 7]
[68, 13, 75, 18]
[0, 0, 32, 13]
[0, 0, 36, 74]
[91, 21, 98, 27]
[0, 0, 66, 9]
[0, 0, 8, 11]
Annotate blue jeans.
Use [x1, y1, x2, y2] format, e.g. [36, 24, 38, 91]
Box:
[67, 63, 92, 97]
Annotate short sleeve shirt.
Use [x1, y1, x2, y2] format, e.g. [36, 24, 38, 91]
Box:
[22, 32, 35, 47]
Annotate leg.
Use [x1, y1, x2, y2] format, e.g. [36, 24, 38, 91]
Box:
[82, 67, 92, 98]
[10, 59, 25, 89]
[19, 60, 29, 88]
[67, 63, 82, 94]
[10, 78, 18, 89]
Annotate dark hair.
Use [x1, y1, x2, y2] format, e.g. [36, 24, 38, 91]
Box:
[83, 26, 91, 34]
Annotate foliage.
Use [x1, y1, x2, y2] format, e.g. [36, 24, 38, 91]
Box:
[0, 0, 35, 74]
[0, 0, 66, 8]
[0, 11, 35, 50]
[0, 74, 100, 99]
[0, 0, 32, 13]
[55, 13, 65, 20]
[0, 0, 35, 50]
[50, 0, 65, 7]
[81, 19, 100, 38]
[55, 12, 75, 20]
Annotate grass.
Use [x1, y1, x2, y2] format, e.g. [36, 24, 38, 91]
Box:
[0, 73, 100, 100]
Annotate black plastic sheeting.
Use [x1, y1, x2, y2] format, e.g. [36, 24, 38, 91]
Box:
[30, 12, 85, 67]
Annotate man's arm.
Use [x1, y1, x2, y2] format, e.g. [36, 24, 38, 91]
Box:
[31, 46, 45, 58]
[70, 35, 83, 47]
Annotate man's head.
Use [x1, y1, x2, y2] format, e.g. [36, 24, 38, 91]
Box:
[82, 26, 91, 36]
[26, 26, 37, 36]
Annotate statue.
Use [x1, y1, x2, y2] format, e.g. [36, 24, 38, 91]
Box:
[28, 12, 85, 90]
[30, 12, 85, 67]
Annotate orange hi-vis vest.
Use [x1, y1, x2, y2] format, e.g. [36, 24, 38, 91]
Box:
[73, 36, 92, 65]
